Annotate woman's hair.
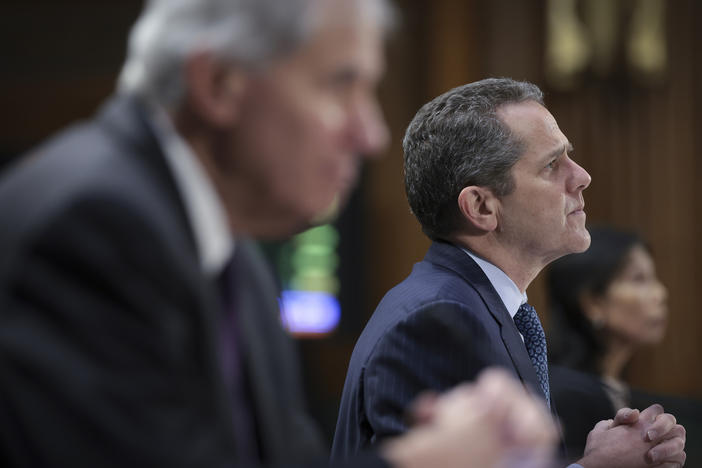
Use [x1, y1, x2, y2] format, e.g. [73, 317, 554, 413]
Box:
[547, 226, 644, 374]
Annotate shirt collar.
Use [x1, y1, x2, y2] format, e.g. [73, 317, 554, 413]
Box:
[146, 102, 233, 277]
[461, 248, 526, 319]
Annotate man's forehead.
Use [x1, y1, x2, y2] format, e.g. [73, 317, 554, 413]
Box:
[497, 101, 560, 138]
[309, 0, 382, 30]
[497, 100, 545, 121]
[307, 0, 343, 28]
[278, 0, 385, 77]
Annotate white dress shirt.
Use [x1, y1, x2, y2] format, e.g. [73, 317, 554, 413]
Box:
[146, 102, 233, 277]
[461, 248, 527, 318]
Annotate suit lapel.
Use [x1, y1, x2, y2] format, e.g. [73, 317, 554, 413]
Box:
[424, 242, 545, 401]
[97, 95, 246, 452]
[96, 95, 197, 254]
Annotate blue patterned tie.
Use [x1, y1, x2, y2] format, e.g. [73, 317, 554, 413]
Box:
[513, 303, 550, 407]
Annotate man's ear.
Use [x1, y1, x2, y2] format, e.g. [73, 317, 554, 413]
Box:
[182, 50, 249, 128]
[457, 185, 499, 232]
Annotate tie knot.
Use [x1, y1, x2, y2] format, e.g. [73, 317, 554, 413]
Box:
[514, 302, 539, 334]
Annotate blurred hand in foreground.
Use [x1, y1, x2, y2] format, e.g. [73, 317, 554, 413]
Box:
[382, 368, 558, 468]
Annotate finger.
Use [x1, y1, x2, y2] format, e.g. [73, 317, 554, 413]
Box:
[639, 403, 665, 423]
[646, 437, 686, 465]
[653, 462, 685, 468]
[476, 368, 525, 399]
[431, 383, 481, 421]
[656, 461, 685, 468]
[473, 370, 556, 448]
[474, 369, 525, 415]
[662, 425, 687, 443]
[590, 418, 613, 434]
[648, 450, 685, 467]
[506, 393, 557, 447]
[611, 407, 640, 427]
[644, 414, 679, 442]
[433, 382, 475, 409]
[406, 391, 440, 426]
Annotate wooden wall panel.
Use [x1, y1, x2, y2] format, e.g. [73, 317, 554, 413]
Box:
[0, 2, 143, 158]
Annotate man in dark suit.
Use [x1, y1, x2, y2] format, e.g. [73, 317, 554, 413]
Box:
[0, 2, 562, 468]
[332, 78, 687, 467]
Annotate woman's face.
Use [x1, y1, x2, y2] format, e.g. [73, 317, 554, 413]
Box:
[598, 245, 668, 346]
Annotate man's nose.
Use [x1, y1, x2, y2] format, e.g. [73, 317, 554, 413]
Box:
[656, 279, 668, 304]
[350, 96, 390, 159]
[568, 159, 592, 192]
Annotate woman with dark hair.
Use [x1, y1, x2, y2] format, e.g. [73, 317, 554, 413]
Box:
[547, 226, 669, 456]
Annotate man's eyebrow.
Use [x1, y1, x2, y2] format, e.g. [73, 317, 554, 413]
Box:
[544, 142, 574, 161]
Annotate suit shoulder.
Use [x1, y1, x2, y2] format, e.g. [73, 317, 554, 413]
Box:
[5, 119, 151, 198]
[1, 118, 182, 240]
[348, 261, 491, 367]
[378, 258, 484, 313]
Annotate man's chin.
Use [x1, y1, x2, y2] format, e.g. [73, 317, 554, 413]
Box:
[554, 230, 591, 259]
[572, 229, 592, 253]
[259, 194, 345, 240]
[310, 194, 341, 225]
[269, 195, 342, 240]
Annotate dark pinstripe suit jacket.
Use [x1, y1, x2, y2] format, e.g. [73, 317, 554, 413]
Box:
[331, 240, 547, 459]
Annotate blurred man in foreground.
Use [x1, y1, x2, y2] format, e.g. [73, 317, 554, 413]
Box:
[0, 1, 560, 467]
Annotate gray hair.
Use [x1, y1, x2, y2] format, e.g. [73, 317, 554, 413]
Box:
[118, 0, 396, 108]
[403, 77, 544, 241]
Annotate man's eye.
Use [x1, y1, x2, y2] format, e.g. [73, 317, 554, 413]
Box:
[547, 159, 558, 169]
[326, 69, 358, 90]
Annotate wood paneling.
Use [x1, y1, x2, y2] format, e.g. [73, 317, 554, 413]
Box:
[0, 2, 142, 156]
